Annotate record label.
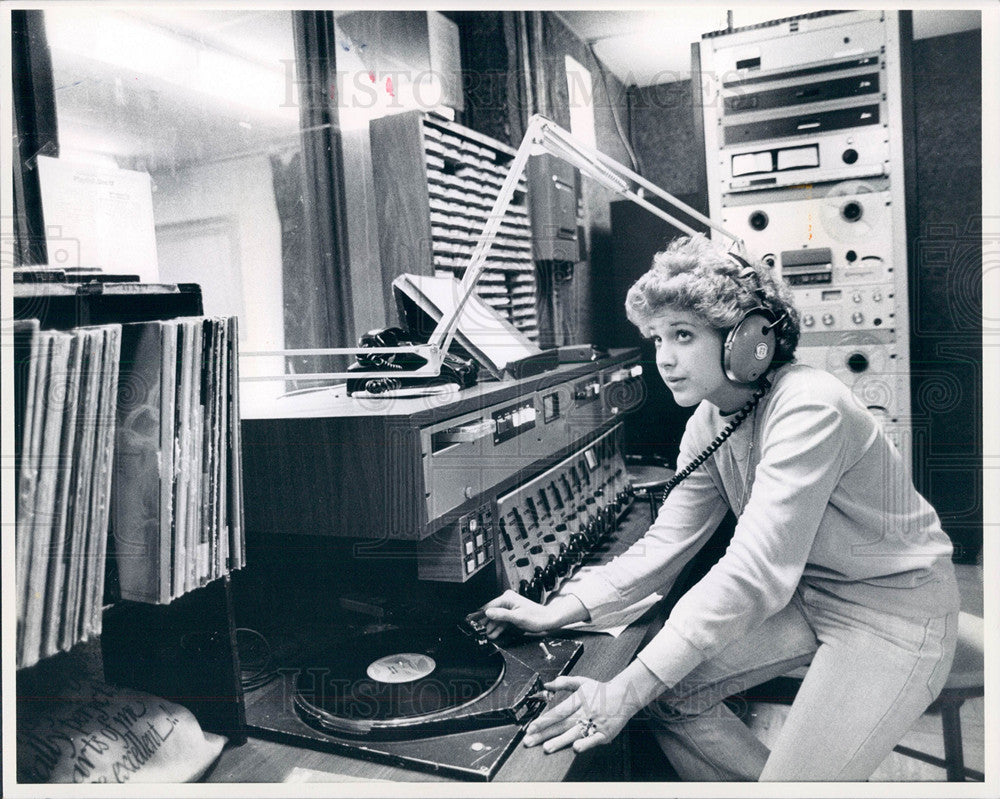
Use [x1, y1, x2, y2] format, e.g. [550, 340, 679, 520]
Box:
[367, 653, 436, 684]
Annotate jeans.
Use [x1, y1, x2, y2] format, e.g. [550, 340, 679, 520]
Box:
[646, 583, 958, 781]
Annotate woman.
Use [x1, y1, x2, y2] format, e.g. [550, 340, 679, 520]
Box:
[480, 234, 959, 781]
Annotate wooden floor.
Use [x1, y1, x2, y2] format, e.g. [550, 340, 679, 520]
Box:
[744, 563, 986, 782]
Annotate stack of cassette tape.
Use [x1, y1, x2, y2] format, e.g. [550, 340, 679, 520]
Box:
[699, 10, 915, 459]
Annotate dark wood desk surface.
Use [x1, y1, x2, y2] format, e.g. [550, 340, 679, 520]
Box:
[204, 508, 662, 784]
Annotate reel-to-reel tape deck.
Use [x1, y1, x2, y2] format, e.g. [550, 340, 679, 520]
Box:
[721, 178, 908, 432]
[700, 11, 915, 455]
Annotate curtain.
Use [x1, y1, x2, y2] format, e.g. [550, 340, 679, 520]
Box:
[11, 9, 58, 265]
[503, 12, 579, 348]
[277, 11, 355, 374]
[270, 147, 311, 360]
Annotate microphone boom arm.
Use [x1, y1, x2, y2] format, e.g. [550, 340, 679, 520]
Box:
[242, 114, 744, 383]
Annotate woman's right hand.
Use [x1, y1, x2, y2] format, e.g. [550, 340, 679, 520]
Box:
[478, 590, 589, 640]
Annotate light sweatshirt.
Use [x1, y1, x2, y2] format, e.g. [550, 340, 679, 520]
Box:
[567, 363, 960, 689]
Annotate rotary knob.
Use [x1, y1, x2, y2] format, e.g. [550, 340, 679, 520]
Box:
[542, 556, 558, 590]
[749, 210, 769, 231]
[822, 313, 835, 326]
[852, 312, 864, 325]
[555, 544, 570, 576]
[528, 567, 546, 601]
[803, 314, 815, 327]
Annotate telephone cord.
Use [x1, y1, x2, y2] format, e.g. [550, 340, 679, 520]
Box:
[660, 380, 770, 502]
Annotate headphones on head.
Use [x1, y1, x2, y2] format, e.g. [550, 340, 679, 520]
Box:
[722, 251, 786, 384]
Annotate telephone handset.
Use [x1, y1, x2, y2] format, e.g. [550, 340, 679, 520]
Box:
[345, 326, 479, 396]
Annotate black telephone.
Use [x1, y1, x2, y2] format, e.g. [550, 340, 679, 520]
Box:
[345, 326, 479, 396]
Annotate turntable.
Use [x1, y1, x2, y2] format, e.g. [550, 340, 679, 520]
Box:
[244, 621, 582, 780]
[235, 340, 644, 779]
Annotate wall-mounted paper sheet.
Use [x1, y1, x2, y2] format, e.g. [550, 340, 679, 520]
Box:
[37, 156, 159, 281]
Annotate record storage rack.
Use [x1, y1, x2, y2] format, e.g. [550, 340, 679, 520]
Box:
[12, 280, 246, 740]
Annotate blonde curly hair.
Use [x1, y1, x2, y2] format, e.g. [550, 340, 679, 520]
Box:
[625, 234, 800, 367]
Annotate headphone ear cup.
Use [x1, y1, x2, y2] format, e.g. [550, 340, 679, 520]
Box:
[724, 311, 776, 383]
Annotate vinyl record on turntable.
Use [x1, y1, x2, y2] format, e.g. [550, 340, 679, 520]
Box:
[819, 180, 887, 242]
[293, 627, 507, 737]
[246, 624, 583, 778]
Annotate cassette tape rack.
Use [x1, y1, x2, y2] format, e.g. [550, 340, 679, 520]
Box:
[370, 109, 540, 342]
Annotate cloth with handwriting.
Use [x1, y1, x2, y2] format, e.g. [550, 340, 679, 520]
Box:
[17, 673, 226, 784]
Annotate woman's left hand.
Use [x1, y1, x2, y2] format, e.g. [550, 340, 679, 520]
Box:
[522, 675, 639, 754]
[523, 659, 668, 754]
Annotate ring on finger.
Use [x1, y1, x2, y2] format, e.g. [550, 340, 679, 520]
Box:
[576, 717, 599, 738]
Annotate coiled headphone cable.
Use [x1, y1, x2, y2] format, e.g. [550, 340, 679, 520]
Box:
[660, 379, 770, 501]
